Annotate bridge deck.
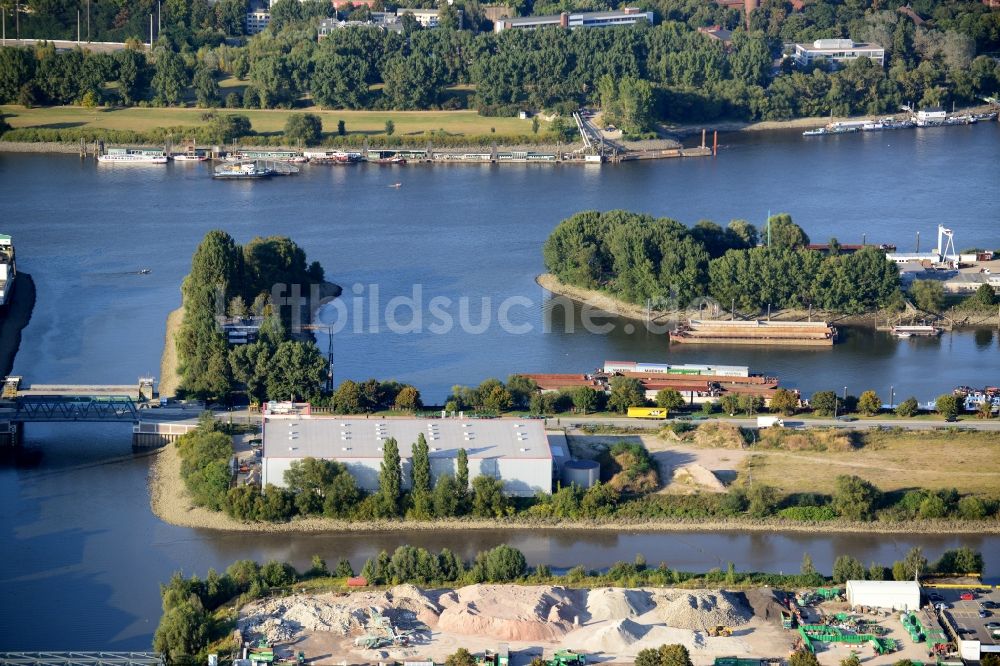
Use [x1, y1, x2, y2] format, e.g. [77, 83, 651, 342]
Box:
[18, 385, 141, 400]
[0, 653, 163, 666]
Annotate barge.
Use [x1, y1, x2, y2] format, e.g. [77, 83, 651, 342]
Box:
[670, 319, 837, 346]
[0, 235, 15, 308]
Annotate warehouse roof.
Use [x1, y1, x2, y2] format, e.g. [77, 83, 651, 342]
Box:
[263, 417, 552, 460]
[846, 580, 920, 594]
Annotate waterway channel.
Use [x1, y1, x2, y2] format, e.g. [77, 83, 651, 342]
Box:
[0, 123, 998, 649]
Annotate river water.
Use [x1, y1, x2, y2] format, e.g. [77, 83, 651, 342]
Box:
[1, 124, 999, 649]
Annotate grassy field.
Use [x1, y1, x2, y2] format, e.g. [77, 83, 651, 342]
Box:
[743, 429, 1000, 495]
[1, 102, 540, 137]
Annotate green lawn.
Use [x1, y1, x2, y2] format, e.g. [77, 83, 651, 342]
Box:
[1, 102, 541, 138]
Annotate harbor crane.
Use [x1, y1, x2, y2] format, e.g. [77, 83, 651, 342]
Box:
[935, 225, 957, 263]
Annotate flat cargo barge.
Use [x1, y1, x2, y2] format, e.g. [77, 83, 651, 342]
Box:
[670, 319, 837, 346]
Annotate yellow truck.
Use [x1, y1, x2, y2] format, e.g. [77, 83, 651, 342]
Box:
[627, 407, 669, 419]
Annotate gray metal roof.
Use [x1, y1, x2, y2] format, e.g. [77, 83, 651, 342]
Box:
[263, 417, 552, 460]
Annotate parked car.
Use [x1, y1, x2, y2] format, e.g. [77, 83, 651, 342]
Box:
[981, 601, 998, 609]
[979, 609, 991, 618]
[985, 621, 1000, 630]
[956, 627, 975, 636]
[934, 602, 950, 611]
[837, 415, 857, 422]
[960, 592, 975, 601]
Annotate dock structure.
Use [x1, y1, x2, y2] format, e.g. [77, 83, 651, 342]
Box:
[0, 653, 164, 666]
[670, 319, 837, 346]
[131, 421, 198, 448]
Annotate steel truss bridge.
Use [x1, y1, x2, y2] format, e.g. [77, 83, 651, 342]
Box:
[0, 653, 163, 666]
[10, 395, 138, 423]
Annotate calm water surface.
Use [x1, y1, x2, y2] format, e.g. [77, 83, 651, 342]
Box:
[0, 124, 998, 649]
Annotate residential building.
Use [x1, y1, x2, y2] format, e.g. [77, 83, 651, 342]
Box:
[494, 8, 654, 32]
[397, 7, 463, 28]
[793, 39, 885, 68]
[218, 316, 265, 345]
[246, 8, 271, 34]
[261, 416, 554, 496]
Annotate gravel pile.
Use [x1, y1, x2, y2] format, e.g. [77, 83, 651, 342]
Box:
[659, 591, 752, 631]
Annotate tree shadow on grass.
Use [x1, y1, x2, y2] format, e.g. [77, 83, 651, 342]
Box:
[35, 121, 87, 129]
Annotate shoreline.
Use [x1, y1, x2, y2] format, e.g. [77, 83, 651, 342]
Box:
[158, 307, 183, 399]
[536, 273, 1000, 329]
[148, 441, 1000, 536]
[536, 273, 879, 328]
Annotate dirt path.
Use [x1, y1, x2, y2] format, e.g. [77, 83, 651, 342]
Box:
[158, 307, 182, 398]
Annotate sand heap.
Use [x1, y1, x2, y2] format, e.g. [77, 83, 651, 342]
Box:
[437, 585, 580, 641]
[239, 585, 440, 643]
[584, 588, 655, 622]
[659, 591, 752, 631]
[578, 618, 648, 652]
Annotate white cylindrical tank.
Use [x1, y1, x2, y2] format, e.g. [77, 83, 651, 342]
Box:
[561, 459, 600, 489]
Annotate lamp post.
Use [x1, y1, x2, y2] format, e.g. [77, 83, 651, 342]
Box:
[889, 386, 895, 411]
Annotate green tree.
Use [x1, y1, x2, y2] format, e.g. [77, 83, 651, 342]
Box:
[911, 279, 945, 312]
[957, 496, 986, 520]
[763, 213, 809, 249]
[655, 388, 685, 414]
[972, 283, 997, 307]
[151, 49, 188, 106]
[337, 119, 346, 135]
[788, 652, 820, 666]
[471, 475, 508, 518]
[432, 474, 460, 518]
[658, 644, 694, 666]
[265, 341, 328, 401]
[394, 385, 422, 411]
[935, 394, 959, 419]
[608, 376, 645, 413]
[482, 385, 514, 413]
[312, 51, 369, 109]
[769, 388, 799, 415]
[410, 433, 432, 518]
[284, 112, 323, 146]
[800, 552, 816, 576]
[572, 386, 599, 414]
[335, 558, 354, 577]
[868, 562, 887, 580]
[895, 397, 919, 418]
[384, 119, 395, 135]
[832, 555, 865, 583]
[720, 394, 740, 416]
[892, 547, 927, 581]
[445, 648, 476, 666]
[456, 448, 469, 493]
[857, 390, 881, 416]
[810, 391, 838, 416]
[747, 483, 778, 517]
[193, 65, 220, 107]
[832, 475, 880, 521]
[484, 544, 527, 582]
[153, 601, 211, 662]
[378, 437, 402, 516]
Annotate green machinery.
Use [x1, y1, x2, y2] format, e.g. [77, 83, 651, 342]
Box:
[781, 611, 796, 630]
[714, 658, 765, 666]
[476, 645, 510, 666]
[353, 607, 414, 650]
[248, 641, 275, 664]
[797, 625, 895, 655]
[548, 650, 586, 666]
[816, 588, 844, 601]
[900, 612, 949, 652]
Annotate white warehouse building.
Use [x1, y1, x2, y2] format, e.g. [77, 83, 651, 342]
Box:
[846, 580, 921, 611]
[261, 417, 553, 497]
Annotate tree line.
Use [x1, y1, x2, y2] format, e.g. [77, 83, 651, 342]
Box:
[544, 210, 903, 314]
[2, 0, 998, 126]
[176, 229, 330, 402]
[153, 540, 985, 662]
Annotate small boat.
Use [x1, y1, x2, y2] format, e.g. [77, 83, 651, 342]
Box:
[375, 156, 407, 165]
[138, 268, 151, 275]
[172, 152, 208, 162]
[802, 128, 827, 136]
[213, 161, 274, 180]
[894, 331, 912, 339]
[97, 148, 168, 164]
[389, 182, 402, 188]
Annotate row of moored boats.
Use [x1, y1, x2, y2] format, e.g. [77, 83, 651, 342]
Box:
[95, 148, 409, 180]
[803, 111, 997, 136]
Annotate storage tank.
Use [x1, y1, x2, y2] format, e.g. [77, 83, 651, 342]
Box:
[562, 459, 600, 489]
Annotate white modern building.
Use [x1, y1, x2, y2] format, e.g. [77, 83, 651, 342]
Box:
[494, 8, 654, 32]
[845, 580, 921, 611]
[261, 417, 553, 496]
[793, 39, 885, 67]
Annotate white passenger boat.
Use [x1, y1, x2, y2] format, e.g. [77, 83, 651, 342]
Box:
[97, 148, 168, 164]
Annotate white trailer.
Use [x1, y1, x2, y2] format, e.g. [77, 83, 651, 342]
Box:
[757, 416, 784, 428]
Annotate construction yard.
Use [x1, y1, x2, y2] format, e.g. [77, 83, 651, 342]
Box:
[235, 584, 950, 665]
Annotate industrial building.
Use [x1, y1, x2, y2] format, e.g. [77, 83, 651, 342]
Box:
[845, 580, 921, 611]
[261, 417, 553, 497]
[793, 39, 885, 68]
[494, 8, 653, 32]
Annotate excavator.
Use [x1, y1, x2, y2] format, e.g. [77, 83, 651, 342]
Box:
[708, 625, 734, 637]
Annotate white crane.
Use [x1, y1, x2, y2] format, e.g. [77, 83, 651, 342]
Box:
[936, 225, 957, 263]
